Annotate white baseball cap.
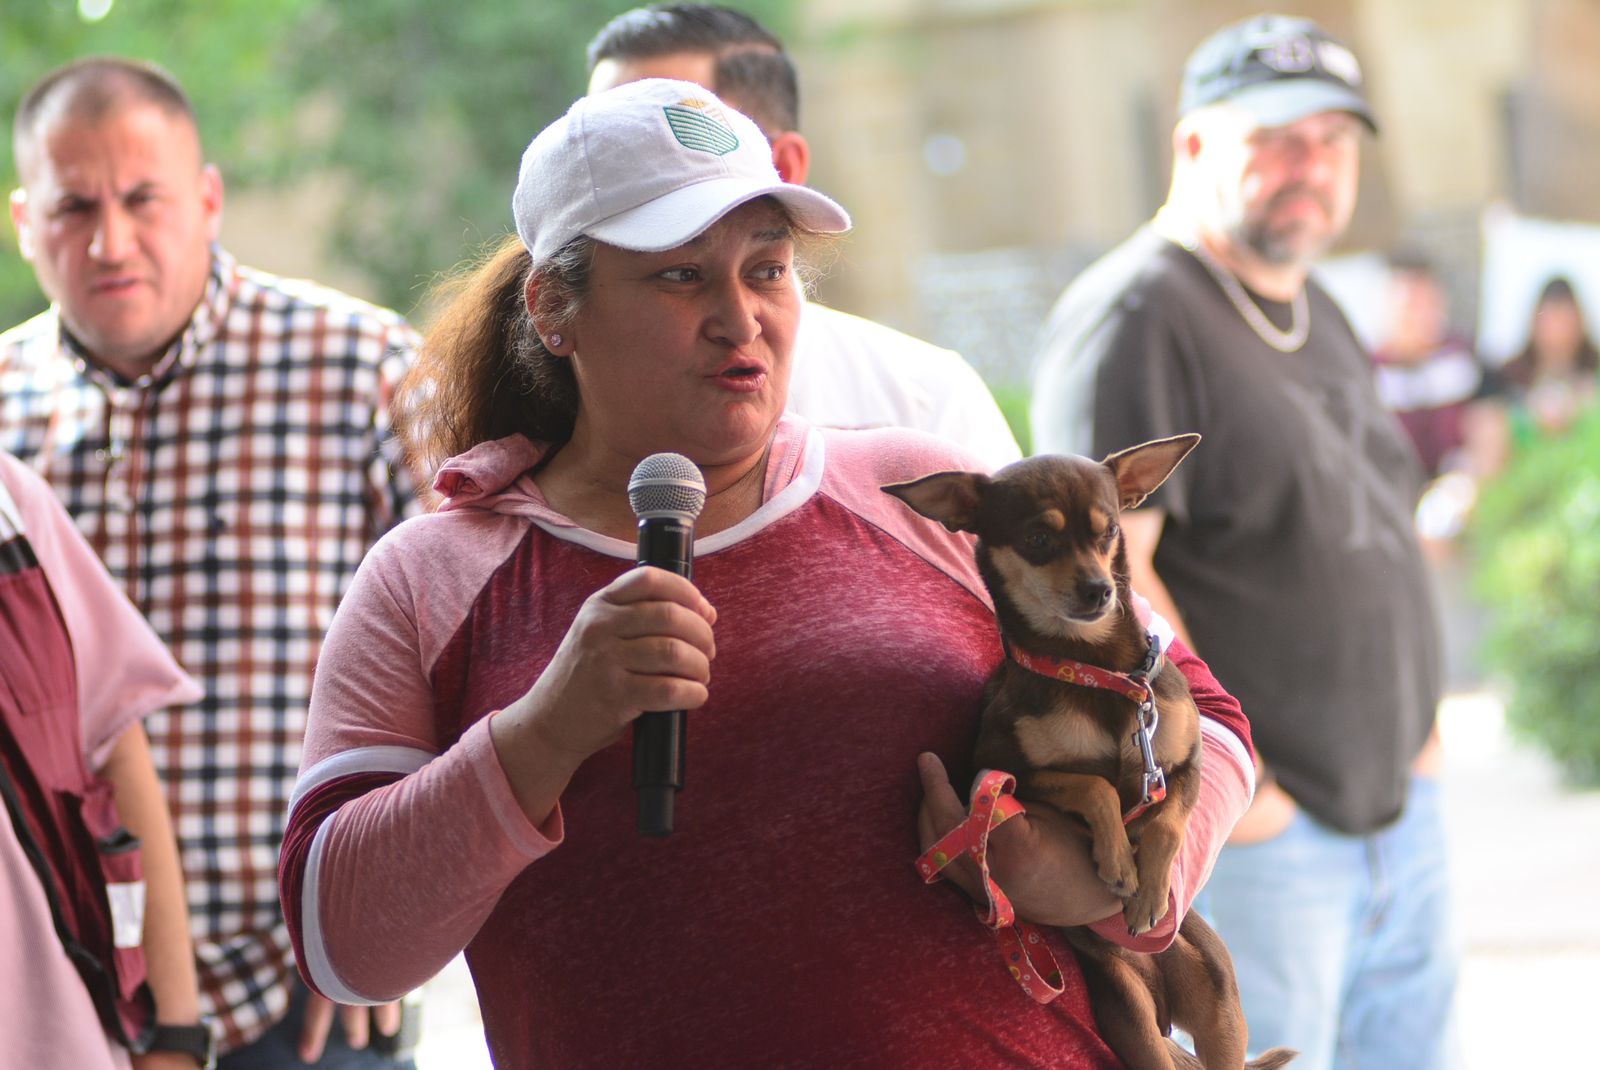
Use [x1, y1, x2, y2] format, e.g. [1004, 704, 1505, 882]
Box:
[513, 78, 851, 262]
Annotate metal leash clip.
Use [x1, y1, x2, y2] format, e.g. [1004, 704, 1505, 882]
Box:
[1134, 699, 1166, 807]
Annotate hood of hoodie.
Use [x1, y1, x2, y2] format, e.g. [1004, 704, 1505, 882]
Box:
[433, 434, 552, 517]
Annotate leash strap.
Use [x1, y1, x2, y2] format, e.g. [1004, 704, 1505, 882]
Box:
[915, 769, 1065, 1004]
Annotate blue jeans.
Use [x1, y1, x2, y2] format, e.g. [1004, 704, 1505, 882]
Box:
[217, 983, 418, 1070]
[1198, 776, 1463, 1070]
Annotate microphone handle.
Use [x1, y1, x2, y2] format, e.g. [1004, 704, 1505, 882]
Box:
[634, 518, 693, 837]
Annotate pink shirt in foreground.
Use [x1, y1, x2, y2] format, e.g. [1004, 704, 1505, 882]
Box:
[0, 452, 199, 1070]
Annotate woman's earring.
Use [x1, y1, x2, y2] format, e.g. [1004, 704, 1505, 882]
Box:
[548, 333, 563, 349]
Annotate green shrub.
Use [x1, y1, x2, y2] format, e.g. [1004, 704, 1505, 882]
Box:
[989, 381, 1032, 456]
[1469, 406, 1600, 785]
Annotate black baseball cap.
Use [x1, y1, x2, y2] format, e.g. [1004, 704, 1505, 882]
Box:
[1178, 14, 1377, 133]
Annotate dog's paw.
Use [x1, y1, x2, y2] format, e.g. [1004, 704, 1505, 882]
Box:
[1093, 841, 1139, 899]
[1121, 880, 1172, 935]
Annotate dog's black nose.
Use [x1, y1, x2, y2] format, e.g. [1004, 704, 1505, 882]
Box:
[1078, 577, 1114, 610]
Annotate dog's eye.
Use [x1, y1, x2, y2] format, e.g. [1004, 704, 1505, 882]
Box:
[1102, 523, 1120, 546]
[1020, 530, 1052, 554]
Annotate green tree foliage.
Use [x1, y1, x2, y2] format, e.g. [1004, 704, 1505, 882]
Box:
[1, 0, 794, 324]
[987, 382, 1032, 454]
[1470, 406, 1600, 785]
[0, 0, 316, 326]
[280, 0, 794, 314]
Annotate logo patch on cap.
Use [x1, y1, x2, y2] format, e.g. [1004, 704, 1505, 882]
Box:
[1257, 35, 1316, 73]
[1315, 41, 1363, 87]
[663, 100, 739, 156]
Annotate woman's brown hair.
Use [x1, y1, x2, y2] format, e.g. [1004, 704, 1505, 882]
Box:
[396, 234, 592, 475]
[1501, 275, 1600, 390]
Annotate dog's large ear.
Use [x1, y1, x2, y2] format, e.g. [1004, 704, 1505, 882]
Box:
[1103, 434, 1201, 510]
[882, 471, 989, 533]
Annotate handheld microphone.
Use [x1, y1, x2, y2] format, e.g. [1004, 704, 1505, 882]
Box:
[627, 453, 707, 837]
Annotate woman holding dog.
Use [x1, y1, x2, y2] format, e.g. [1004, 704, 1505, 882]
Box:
[279, 79, 1258, 1068]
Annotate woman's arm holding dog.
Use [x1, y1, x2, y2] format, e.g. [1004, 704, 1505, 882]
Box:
[916, 722, 1253, 934]
[916, 752, 1125, 927]
[915, 642, 1256, 935]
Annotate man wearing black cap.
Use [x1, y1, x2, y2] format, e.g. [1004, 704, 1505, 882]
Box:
[1031, 14, 1460, 1070]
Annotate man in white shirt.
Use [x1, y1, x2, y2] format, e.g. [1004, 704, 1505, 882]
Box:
[586, 3, 1022, 470]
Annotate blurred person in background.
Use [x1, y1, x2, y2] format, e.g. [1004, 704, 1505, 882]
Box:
[586, 3, 1022, 470]
[1498, 275, 1598, 446]
[1, 56, 420, 1068]
[1371, 252, 1501, 481]
[1030, 14, 1460, 1070]
[1371, 252, 1507, 543]
[2, 448, 205, 1068]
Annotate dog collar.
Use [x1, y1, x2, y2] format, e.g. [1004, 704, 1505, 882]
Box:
[1002, 632, 1163, 704]
[1002, 632, 1169, 822]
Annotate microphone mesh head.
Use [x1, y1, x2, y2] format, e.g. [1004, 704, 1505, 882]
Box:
[628, 453, 707, 522]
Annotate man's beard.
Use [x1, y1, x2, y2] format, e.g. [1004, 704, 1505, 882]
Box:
[1234, 185, 1337, 266]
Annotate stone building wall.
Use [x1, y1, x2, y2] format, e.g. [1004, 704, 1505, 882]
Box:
[795, 0, 1586, 384]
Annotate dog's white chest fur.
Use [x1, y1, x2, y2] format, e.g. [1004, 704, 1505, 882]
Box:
[1014, 709, 1119, 767]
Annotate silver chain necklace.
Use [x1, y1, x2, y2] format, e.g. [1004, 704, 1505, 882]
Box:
[1184, 240, 1309, 353]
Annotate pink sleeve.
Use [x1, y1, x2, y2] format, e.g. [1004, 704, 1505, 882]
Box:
[285, 720, 563, 1003]
[1086, 717, 1253, 951]
[281, 524, 562, 1004]
[1, 454, 199, 763]
[815, 426, 994, 607]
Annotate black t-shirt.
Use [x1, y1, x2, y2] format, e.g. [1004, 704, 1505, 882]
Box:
[1031, 226, 1441, 834]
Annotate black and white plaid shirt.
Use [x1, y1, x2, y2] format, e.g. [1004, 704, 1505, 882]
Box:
[0, 248, 422, 1051]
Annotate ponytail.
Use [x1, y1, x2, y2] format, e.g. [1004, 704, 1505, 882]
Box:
[397, 234, 592, 475]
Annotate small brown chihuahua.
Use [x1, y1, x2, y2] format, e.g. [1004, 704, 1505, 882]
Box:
[885, 435, 1293, 1070]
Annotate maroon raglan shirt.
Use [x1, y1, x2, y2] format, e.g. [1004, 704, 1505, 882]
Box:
[281, 418, 1255, 1069]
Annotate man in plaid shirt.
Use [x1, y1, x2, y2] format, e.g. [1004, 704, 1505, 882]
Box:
[3, 57, 422, 1067]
